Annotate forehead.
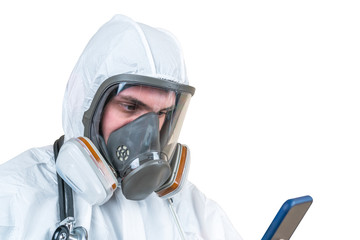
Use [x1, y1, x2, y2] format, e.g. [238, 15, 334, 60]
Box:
[116, 85, 176, 106]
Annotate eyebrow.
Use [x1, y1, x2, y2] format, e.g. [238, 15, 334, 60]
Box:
[118, 96, 175, 113]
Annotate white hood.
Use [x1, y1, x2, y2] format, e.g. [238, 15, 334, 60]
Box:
[0, 14, 242, 240]
[62, 14, 188, 140]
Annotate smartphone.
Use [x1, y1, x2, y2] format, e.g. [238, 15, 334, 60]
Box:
[261, 195, 313, 240]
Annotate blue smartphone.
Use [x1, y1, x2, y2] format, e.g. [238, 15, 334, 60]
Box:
[261, 195, 313, 240]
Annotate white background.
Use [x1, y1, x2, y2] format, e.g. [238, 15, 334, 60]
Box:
[0, 1, 359, 239]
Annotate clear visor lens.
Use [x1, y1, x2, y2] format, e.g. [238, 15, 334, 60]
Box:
[85, 80, 192, 163]
[101, 85, 177, 144]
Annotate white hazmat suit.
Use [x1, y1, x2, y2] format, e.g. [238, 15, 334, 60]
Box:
[0, 15, 242, 240]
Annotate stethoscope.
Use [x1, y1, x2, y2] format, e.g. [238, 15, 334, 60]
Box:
[51, 136, 186, 240]
[52, 136, 88, 240]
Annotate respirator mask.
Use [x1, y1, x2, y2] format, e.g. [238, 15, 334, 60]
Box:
[56, 74, 195, 204]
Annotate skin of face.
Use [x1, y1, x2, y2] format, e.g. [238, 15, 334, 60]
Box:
[101, 85, 176, 143]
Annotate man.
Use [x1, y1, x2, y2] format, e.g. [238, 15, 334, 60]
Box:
[0, 14, 242, 239]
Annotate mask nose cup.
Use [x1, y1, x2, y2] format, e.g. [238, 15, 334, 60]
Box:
[106, 112, 171, 200]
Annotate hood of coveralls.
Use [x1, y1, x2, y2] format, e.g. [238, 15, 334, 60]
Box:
[62, 14, 188, 140]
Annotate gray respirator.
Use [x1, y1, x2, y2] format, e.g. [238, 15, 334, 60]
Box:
[56, 74, 195, 204]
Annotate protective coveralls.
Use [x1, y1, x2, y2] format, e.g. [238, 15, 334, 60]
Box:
[0, 15, 242, 240]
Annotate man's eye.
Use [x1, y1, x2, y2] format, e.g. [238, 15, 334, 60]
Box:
[122, 103, 137, 111]
[157, 110, 172, 116]
[157, 111, 167, 116]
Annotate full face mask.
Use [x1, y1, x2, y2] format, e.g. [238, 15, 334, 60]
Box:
[56, 74, 195, 203]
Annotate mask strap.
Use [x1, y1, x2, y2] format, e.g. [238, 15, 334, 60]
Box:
[53, 136, 88, 240]
[53, 135, 74, 220]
